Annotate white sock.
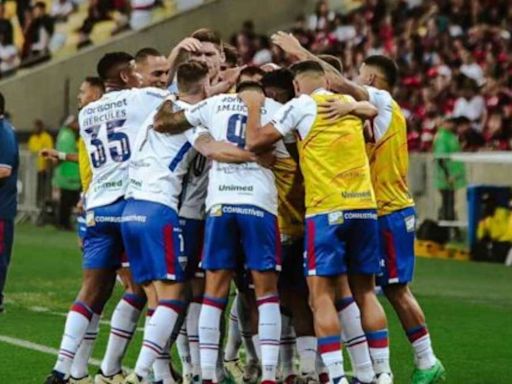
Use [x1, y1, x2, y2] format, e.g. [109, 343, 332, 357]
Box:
[366, 330, 391, 375]
[257, 294, 281, 382]
[316, 352, 329, 383]
[177, 325, 192, 376]
[134, 300, 185, 379]
[70, 312, 101, 379]
[279, 313, 296, 378]
[199, 296, 227, 381]
[153, 337, 172, 382]
[100, 293, 145, 376]
[318, 336, 344, 383]
[406, 325, 436, 370]
[187, 300, 202, 378]
[296, 336, 317, 375]
[224, 296, 242, 361]
[337, 297, 374, 382]
[53, 301, 94, 377]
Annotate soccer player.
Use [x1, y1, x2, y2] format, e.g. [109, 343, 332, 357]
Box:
[0, 92, 19, 315]
[44, 52, 168, 384]
[152, 81, 286, 384]
[322, 55, 446, 384]
[134, 47, 171, 89]
[121, 61, 259, 384]
[239, 61, 392, 384]
[261, 68, 318, 383]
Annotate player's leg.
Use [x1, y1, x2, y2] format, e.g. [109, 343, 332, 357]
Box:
[98, 267, 147, 382]
[223, 293, 246, 382]
[198, 208, 239, 383]
[241, 206, 282, 384]
[334, 276, 374, 383]
[187, 278, 205, 383]
[305, 214, 350, 384]
[378, 208, 445, 384]
[119, 200, 187, 384]
[46, 201, 125, 383]
[346, 210, 390, 384]
[279, 238, 316, 381]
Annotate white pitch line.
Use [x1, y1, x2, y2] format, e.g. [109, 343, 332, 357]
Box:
[0, 334, 101, 366]
[29, 306, 144, 332]
[0, 334, 132, 372]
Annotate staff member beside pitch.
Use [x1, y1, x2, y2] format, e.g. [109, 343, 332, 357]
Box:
[0, 92, 19, 313]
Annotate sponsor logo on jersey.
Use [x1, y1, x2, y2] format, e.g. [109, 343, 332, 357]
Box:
[405, 215, 416, 232]
[94, 179, 124, 192]
[86, 211, 96, 227]
[218, 184, 254, 193]
[328, 211, 344, 225]
[343, 211, 378, 220]
[341, 190, 373, 199]
[222, 206, 264, 218]
[210, 205, 223, 217]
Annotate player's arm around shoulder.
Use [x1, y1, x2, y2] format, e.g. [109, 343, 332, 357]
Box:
[193, 131, 256, 164]
[318, 94, 378, 121]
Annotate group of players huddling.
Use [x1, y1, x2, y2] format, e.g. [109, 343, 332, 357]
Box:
[41, 27, 446, 384]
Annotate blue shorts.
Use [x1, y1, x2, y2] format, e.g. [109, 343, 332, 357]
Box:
[305, 209, 380, 277]
[202, 204, 281, 271]
[180, 217, 205, 279]
[82, 199, 126, 270]
[121, 200, 185, 284]
[376, 207, 416, 286]
[278, 236, 307, 292]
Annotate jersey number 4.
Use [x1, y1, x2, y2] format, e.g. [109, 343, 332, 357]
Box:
[227, 114, 247, 148]
[88, 119, 131, 168]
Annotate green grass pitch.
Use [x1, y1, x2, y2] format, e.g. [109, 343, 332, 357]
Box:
[0, 224, 511, 383]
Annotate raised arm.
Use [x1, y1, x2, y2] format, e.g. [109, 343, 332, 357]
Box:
[271, 31, 369, 101]
[166, 37, 203, 86]
[153, 101, 193, 134]
[239, 91, 283, 153]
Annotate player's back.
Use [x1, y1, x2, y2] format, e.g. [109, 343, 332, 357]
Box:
[127, 98, 199, 212]
[79, 87, 167, 209]
[365, 86, 414, 215]
[297, 93, 376, 216]
[193, 94, 285, 215]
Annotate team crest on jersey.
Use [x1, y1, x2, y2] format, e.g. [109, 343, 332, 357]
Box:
[210, 205, 223, 217]
[328, 211, 344, 225]
[86, 211, 96, 227]
[405, 215, 416, 232]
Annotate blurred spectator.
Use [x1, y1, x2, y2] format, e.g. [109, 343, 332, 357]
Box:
[52, 116, 80, 230]
[130, 0, 155, 30]
[0, 3, 13, 45]
[22, 2, 54, 61]
[51, 0, 74, 23]
[456, 116, 485, 151]
[0, 31, 19, 77]
[453, 77, 486, 132]
[433, 117, 466, 222]
[77, 0, 112, 48]
[308, 0, 335, 32]
[483, 111, 511, 151]
[28, 119, 54, 206]
[252, 35, 272, 65]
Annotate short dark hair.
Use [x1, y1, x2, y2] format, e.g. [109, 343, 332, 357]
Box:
[84, 76, 105, 92]
[289, 60, 325, 77]
[177, 61, 209, 94]
[34, 1, 46, 9]
[236, 81, 264, 93]
[134, 47, 163, 63]
[363, 55, 398, 87]
[318, 54, 342, 72]
[0, 92, 4, 115]
[239, 66, 265, 81]
[97, 52, 134, 81]
[191, 28, 222, 47]
[223, 43, 239, 67]
[261, 68, 295, 102]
